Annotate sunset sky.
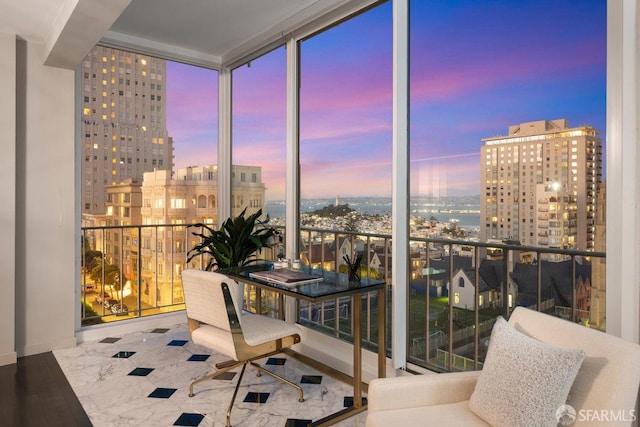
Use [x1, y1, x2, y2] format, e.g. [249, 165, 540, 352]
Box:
[166, 0, 606, 200]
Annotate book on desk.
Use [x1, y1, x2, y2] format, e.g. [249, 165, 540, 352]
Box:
[248, 269, 323, 287]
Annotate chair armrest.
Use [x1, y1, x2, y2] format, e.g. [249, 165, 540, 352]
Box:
[367, 370, 481, 412]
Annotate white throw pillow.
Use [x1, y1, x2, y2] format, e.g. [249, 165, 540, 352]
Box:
[469, 316, 585, 427]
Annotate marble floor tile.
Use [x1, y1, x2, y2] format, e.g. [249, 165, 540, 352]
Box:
[54, 323, 367, 427]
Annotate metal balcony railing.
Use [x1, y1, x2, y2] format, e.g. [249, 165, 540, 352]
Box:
[81, 223, 605, 373]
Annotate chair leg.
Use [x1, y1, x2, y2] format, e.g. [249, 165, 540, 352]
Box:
[216, 359, 241, 370]
[227, 363, 248, 427]
[250, 361, 305, 402]
[189, 360, 243, 397]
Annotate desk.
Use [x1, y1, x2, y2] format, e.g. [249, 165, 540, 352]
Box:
[223, 265, 386, 426]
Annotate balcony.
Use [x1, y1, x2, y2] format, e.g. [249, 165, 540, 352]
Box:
[195, 206, 216, 216]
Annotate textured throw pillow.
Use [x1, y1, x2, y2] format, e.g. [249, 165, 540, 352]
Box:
[469, 316, 585, 427]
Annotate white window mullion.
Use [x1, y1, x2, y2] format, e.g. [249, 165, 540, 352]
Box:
[606, 0, 640, 343]
[392, 0, 409, 371]
[218, 67, 232, 225]
[285, 37, 301, 322]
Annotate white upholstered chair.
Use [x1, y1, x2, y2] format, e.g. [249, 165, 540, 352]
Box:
[181, 269, 304, 427]
[366, 306, 640, 427]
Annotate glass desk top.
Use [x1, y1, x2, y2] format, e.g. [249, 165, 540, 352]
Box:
[221, 264, 386, 302]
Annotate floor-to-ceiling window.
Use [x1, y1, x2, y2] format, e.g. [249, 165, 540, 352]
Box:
[80, 46, 218, 324]
[298, 1, 392, 342]
[231, 47, 287, 315]
[75, 1, 614, 376]
[231, 47, 286, 228]
[408, 0, 606, 371]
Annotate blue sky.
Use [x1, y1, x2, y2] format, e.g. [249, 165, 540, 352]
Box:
[167, 0, 606, 200]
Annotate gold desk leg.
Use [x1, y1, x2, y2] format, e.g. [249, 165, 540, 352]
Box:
[278, 293, 285, 320]
[255, 285, 262, 314]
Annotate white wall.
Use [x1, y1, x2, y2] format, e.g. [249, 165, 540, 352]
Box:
[0, 32, 17, 365]
[0, 0, 133, 366]
[12, 39, 77, 358]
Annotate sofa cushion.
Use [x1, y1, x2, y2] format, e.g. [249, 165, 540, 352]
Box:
[469, 316, 585, 427]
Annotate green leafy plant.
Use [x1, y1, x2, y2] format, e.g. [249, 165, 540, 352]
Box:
[187, 208, 278, 271]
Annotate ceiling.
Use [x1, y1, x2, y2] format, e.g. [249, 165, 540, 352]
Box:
[1, 0, 367, 69]
[106, 0, 332, 66]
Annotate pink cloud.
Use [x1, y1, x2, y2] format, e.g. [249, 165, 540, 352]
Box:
[410, 34, 604, 105]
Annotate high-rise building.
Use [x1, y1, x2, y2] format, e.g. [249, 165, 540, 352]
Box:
[480, 119, 602, 252]
[81, 46, 174, 215]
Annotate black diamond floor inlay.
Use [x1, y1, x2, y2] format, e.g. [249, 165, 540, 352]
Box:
[54, 323, 370, 426]
[112, 351, 135, 358]
[285, 419, 313, 427]
[173, 412, 205, 426]
[148, 387, 177, 399]
[343, 396, 368, 407]
[266, 357, 286, 365]
[301, 375, 323, 384]
[128, 367, 154, 376]
[187, 354, 209, 362]
[214, 371, 237, 381]
[243, 391, 270, 404]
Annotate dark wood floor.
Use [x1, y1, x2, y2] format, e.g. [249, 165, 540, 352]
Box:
[0, 352, 92, 427]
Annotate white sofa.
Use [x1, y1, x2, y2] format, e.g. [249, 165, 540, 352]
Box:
[366, 307, 640, 426]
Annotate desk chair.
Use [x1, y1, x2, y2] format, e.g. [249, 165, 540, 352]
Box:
[181, 269, 304, 427]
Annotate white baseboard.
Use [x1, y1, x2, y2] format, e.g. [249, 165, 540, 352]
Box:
[76, 311, 187, 343]
[18, 335, 78, 358]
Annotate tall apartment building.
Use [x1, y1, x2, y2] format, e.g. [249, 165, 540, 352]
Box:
[480, 119, 602, 252]
[81, 46, 173, 215]
[590, 181, 606, 329]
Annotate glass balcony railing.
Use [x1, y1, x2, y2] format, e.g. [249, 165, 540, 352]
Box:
[80, 223, 605, 373]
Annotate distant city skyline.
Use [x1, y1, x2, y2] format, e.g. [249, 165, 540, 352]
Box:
[166, 0, 606, 200]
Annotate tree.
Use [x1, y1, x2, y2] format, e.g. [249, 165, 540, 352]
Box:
[83, 250, 103, 272]
[344, 214, 360, 233]
[81, 235, 103, 272]
[90, 263, 120, 286]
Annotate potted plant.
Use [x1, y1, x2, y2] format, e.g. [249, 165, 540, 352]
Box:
[187, 207, 278, 271]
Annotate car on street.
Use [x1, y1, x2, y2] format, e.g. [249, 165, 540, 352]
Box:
[103, 298, 119, 310]
[95, 291, 111, 304]
[110, 301, 129, 315]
